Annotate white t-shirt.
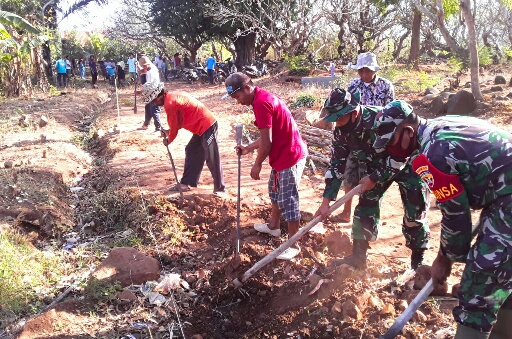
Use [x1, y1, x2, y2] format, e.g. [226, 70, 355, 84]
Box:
[145, 63, 160, 83]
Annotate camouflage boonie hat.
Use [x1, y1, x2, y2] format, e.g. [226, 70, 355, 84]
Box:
[373, 100, 415, 149]
[322, 88, 361, 123]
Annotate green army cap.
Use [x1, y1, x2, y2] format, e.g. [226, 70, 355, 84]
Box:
[372, 100, 415, 149]
[322, 88, 361, 123]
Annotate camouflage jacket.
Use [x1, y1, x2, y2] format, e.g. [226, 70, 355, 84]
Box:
[412, 116, 512, 262]
[323, 105, 406, 200]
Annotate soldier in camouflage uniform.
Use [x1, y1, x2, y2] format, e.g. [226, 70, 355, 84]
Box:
[314, 88, 430, 270]
[373, 101, 512, 339]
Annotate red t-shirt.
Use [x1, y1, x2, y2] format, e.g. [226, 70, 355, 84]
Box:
[253, 87, 307, 171]
[164, 92, 216, 142]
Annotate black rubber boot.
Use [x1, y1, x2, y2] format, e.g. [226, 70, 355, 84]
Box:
[490, 309, 512, 339]
[454, 324, 490, 339]
[330, 239, 369, 269]
[410, 249, 426, 270]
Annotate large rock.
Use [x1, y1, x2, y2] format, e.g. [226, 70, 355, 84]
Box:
[446, 90, 476, 115]
[494, 75, 507, 85]
[92, 247, 160, 287]
[431, 96, 447, 116]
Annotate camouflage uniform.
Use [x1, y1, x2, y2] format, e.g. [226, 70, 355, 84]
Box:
[374, 111, 512, 333]
[323, 105, 430, 251]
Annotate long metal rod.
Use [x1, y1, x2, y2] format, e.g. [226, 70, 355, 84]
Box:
[233, 184, 362, 287]
[134, 53, 138, 114]
[165, 144, 184, 201]
[380, 223, 481, 338]
[236, 152, 241, 255]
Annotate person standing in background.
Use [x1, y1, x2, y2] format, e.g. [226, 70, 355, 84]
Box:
[89, 55, 98, 88]
[206, 54, 216, 85]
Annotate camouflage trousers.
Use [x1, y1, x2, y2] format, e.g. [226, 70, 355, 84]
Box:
[454, 195, 512, 333]
[352, 164, 430, 251]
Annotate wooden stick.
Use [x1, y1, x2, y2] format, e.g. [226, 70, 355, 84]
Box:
[233, 185, 363, 287]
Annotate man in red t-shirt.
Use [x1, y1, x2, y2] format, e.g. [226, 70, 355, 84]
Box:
[142, 81, 225, 194]
[224, 72, 307, 260]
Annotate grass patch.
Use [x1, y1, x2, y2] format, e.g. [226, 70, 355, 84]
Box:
[0, 230, 66, 316]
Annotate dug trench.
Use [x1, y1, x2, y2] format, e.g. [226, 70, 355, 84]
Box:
[3, 77, 495, 338]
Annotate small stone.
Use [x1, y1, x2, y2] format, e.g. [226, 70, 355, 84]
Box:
[4, 160, 13, 168]
[40, 134, 47, 143]
[368, 296, 383, 309]
[245, 321, 252, 326]
[308, 273, 321, 288]
[342, 300, 362, 320]
[39, 115, 48, 127]
[380, 303, 395, 316]
[352, 291, 371, 312]
[424, 87, 440, 95]
[412, 310, 427, 322]
[331, 301, 342, 313]
[397, 300, 408, 311]
[116, 289, 137, 302]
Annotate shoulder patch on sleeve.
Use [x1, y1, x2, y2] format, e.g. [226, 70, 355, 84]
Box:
[412, 154, 464, 203]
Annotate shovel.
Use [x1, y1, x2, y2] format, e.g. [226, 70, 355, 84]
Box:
[235, 124, 244, 257]
[233, 184, 362, 288]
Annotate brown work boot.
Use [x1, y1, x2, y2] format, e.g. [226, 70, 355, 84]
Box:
[329, 239, 369, 269]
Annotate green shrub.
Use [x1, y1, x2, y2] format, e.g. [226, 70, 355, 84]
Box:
[285, 55, 312, 76]
[290, 93, 321, 109]
[478, 46, 493, 67]
[401, 71, 441, 92]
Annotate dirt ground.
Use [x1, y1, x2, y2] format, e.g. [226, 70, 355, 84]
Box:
[1, 65, 512, 339]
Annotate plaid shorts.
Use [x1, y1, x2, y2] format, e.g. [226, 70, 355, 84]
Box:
[268, 157, 306, 222]
[342, 156, 362, 189]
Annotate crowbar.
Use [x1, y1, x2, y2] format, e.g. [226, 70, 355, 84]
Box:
[380, 224, 480, 338]
[235, 124, 244, 257]
[164, 141, 184, 202]
[233, 184, 363, 288]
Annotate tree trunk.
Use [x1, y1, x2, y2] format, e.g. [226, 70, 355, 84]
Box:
[233, 32, 256, 67]
[460, 0, 483, 101]
[393, 31, 410, 60]
[409, 9, 422, 66]
[413, 0, 466, 58]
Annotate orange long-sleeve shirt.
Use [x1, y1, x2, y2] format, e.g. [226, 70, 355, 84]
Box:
[163, 91, 217, 142]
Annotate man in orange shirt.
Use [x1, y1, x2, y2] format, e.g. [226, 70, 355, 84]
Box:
[142, 81, 225, 194]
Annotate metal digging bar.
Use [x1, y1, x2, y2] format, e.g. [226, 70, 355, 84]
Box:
[235, 124, 244, 257]
[233, 184, 363, 288]
[380, 223, 480, 338]
[164, 142, 184, 202]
